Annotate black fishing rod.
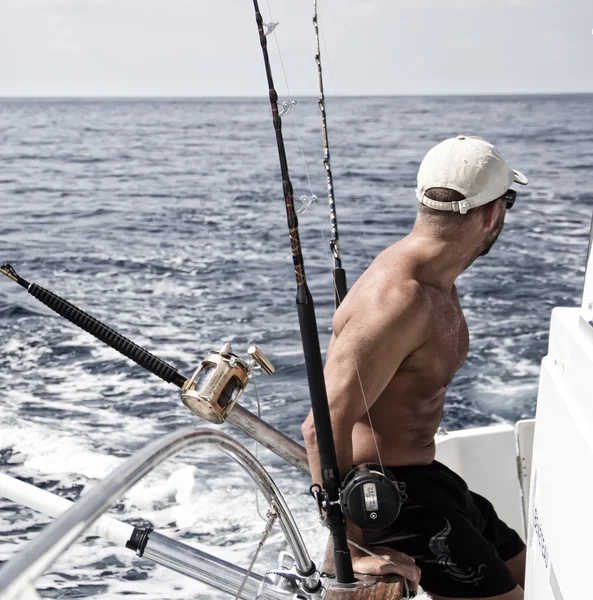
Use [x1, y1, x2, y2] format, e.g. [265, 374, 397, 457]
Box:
[313, 0, 347, 309]
[251, 1, 354, 584]
[0, 262, 311, 473]
[0, 263, 186, 387]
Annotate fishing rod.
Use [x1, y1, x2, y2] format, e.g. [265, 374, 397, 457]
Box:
[313, 0, 347, 308]
[0, 262, 309, 474]
[251, 1, 354, 584]
[309, 10, 409, 586]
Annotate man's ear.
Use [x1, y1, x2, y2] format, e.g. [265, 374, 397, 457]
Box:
[481, 200, 503, 230]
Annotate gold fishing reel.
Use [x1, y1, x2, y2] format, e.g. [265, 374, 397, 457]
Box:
[181, 344, 275, 424]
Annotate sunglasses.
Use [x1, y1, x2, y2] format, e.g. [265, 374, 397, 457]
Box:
[502, 189, 517, 210]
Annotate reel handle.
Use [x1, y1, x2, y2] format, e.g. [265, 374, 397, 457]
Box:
[248, 345, 275, 375]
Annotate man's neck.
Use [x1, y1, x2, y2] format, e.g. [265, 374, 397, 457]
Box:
[402, 225, 480, 290]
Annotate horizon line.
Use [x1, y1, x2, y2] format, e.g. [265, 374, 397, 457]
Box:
[1, 91, 593, 101]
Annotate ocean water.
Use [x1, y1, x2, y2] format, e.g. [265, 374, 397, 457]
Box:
[0, 96, 592, 598]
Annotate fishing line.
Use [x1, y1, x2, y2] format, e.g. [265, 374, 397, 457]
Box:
[264, 0, 318, 212]
[255, 2, 388, 486]
[303, 207, 385, 480]
[265, 1, 348, 313]
[251, 369, 321, 531]
[309, 0, 386, 476]
[260, 3, 345, 307]
[234, 507, 278, 600]
[294, 197, 389, 478]
[261, 3, 384, 479]
[262, 1, 348, 316]
[257, 3, 390, 559]
[262, 2, 341, 299]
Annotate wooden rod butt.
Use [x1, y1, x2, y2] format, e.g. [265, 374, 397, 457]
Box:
[322, 539, 404, 600]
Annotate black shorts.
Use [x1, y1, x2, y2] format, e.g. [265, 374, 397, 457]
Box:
[363, 461, 525, 599]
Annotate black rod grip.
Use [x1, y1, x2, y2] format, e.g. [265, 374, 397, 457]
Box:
[333, 268, 348, 309]
[27, 283, 186, 388]
[296, 291, 338, 475]
[296, 287, 354, 583]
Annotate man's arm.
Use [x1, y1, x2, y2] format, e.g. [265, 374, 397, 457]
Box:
[301, 283, 428, 582]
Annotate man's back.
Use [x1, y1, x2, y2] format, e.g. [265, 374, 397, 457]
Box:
[329, 235, 469, 467]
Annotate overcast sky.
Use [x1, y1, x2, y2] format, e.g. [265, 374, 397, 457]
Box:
[1, 0, 591, 97]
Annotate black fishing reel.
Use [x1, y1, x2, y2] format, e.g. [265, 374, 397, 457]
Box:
[339, 464, 405, 530]
[181, 344, 275, 424]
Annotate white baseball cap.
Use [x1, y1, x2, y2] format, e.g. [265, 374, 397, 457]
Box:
[416, 136, 528, 215]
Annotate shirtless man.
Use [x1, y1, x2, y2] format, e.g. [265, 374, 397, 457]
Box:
[302, 136, 528, 600]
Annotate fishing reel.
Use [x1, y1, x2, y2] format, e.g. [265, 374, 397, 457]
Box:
[339, 464, 405, 530]
[181, 343, 275, 424]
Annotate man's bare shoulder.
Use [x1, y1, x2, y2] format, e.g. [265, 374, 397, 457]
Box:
[333, 260, 430, 338]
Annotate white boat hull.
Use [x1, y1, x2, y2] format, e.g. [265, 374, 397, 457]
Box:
[435, 306, 593, 600]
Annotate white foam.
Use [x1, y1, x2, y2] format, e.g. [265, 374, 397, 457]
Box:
[0, 422, 121, 480]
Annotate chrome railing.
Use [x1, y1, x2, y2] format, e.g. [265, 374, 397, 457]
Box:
[0, 428, 320, 600]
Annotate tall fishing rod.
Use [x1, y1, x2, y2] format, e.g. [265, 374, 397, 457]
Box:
[0, 262, 309, 473]
[313, 0, 347, 308]
[251, 1, 354, 584]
